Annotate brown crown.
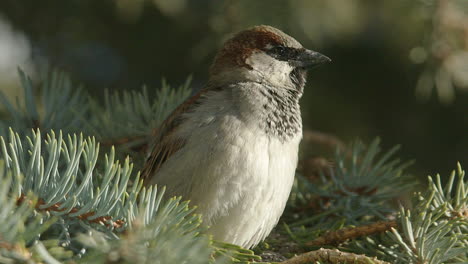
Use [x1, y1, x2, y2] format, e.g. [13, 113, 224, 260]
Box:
[210, 26, 284, 74]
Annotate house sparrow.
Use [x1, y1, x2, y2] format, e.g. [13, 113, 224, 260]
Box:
[141, 25, 330, 248]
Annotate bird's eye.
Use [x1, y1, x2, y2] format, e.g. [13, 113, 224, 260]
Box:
[265, 45, 297, 61]
[271, 46, 286, 55]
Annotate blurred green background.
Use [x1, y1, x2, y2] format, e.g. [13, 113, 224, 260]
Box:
[0, 0, 466, 180]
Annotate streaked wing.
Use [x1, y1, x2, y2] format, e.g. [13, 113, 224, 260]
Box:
[140, 89, 207, 183]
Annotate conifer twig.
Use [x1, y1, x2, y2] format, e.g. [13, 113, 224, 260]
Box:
[16, 194, 125, 228]
[0, 242, 31, 261]
[305, 221, 397, 247]
[280, 248, 390, 264]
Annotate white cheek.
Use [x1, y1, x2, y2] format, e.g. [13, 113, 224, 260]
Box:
[246, 52, 294, 87]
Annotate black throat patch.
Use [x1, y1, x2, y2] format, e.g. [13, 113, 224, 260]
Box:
[260, 85, 303, 142]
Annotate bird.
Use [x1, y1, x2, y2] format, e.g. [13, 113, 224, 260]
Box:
[141, 25, 330, 248]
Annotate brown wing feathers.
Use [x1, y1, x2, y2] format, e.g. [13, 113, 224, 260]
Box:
[140, 89, 208, 183]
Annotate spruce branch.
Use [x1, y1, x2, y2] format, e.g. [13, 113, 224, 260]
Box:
[273, 139, 415, 262]
[16, 194, 125, 229]
[289, 138, 414, 227]
[0, 128, 137, 235]
[347, 164, 468, 264]
[386, 206, 467, 263]
[383, 164, 468, 264]
[414, 0, 468, 102]
[0, 69, 193, 161]
[0, 69, 87, 136]
[0, 128, 260, 263]
[0, 161, 56, 263]
[78, 186, 221, 264]
[428, 162, 468, 221]
[86, 78, 192, 156]
[211, 240, 262, 263]
[280, 248, 390, 264]
[306, 221, 397, 247]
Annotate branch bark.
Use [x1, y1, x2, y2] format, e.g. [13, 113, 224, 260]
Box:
[281, 248, 391, 264]
[306, 220, 397, 247]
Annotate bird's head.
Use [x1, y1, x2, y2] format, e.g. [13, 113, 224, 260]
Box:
[209, 25, 330, 91]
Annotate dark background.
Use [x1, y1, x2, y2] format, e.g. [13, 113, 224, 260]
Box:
[0, 0, 467, 181]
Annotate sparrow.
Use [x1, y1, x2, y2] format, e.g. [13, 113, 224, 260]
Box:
[141, 25, 330, 248]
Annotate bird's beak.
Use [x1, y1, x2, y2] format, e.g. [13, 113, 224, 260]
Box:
[292, 49, 331, 68]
